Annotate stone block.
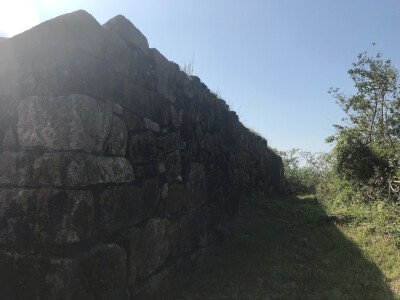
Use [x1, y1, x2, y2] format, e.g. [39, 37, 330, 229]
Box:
[164, 132, 180, 153]
[178, 215, 200, 254]
[142, 179, 160, 212]
[143, 118, 160, 133]
[170, 105, 181, 127]
[78, 244, 127, 300]
[0, 151, 134, 188]
[103, 15, 149, 53]
[166, 184, 185, 213]
[0, 189, 93, 247]
[99, 186, 144, 234]
[138, 218, 179, 278]
[129, 131, 157, 164]
[2, 128, 18, 151]
[0, 251, 86, 300]
[0, 243, 127, 300]
[106, 115, 128, 156]
[17, 95, 113, 153]
[186, 163, 207, 207]
[165, 151, 181, 182]
[125, 228, 142, 286]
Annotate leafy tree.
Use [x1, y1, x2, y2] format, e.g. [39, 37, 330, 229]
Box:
[329, 50, 400, 159]
[328, 48, 400, 199]
[280, 149, 325, 195]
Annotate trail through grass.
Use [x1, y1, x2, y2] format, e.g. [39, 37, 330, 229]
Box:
[177, 195, 400, 299]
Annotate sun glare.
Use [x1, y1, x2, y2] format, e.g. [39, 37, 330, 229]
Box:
[0, 0, 40, 37]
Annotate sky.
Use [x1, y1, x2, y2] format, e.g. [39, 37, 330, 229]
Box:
[1, 0, 400, 153]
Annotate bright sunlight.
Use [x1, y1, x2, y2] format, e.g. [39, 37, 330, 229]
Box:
[0, 0, 40, 36]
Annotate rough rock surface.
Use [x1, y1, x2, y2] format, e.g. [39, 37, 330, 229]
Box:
[0, 10, 285, 299]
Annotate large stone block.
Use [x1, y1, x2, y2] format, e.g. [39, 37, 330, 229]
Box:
[164, 132, 180, 153]
[138, 218, 179, 278]
[165, 150, 181, 182]
[0, 96, 18, 153]
[129, 131, 158, 164]
[0, 11, 109, 99]
[142, 179, 160, 211]
[124, 228, 142, 286]
[0, 188, 93, 247]
[186, 163, 207, 207]
[103, 15, 149, 53]
[99, 186, 145, 234]
[166, 184, 185, 213]
[78, 244, 127, 300]
[17, 95, 113, 153]
[0, 244, 127, 300]
[0, 251, 87, 300]
[106, 115, 128, 156]
[178, 215, 200, 254]
[102, 16, 152, 81]
[143, 118, 160, 133]
[0, 151, 134, 188]
[150, 48, 179, 103]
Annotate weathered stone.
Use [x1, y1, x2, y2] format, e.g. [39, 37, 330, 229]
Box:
[1, 244, 127, 300]
[126, 112, 144, 131]
[201, 132, 214, 153]
[138, 218, 179, 278]
[144, 118, 161, 133]
[142, 179, 160, 211]
[170, 105, 181, 127]
[186, 163, 207, 207]
[66, 154, 133, 186]
[162, 183, 168, 200]
[0, 151, 134, 188]
[166, 184, 185, 213]
[103, 29, 136, 79]
[103, 15, 149, 53]
[0, 96, 18, 152]
[0, 151, 19, 185]
[65, 153, 134, 187]
[17, 95, 113, 153]
[0, 11, 108, 98]
[150, 48, 179, 103]
[0, 251, 87, 300]
[78, 244, 127, 300]
[2, 128, 18, 151]
[165, 151, 181, 182]
[99, 187, 144, 234]
[179, 215, 200, 254]
[131, 265, 177, 300]
[125, 228, 142, 285]
[158, 161, 166, 174]
[164, 132, 180, 153]
[207, 168, 225, 203]
[106, 115, 128, 156]
[112, 103, 124, 115]
[129, 131, 157, 164]
[0, 189, 93, 247]
[133, 162, 159, 183]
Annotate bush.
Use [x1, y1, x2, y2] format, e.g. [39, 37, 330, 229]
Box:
[280, 149, 323, 195]
[334, 130, 388, 184]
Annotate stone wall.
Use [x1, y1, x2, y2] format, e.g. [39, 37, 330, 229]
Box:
[0, 11, 285, 299]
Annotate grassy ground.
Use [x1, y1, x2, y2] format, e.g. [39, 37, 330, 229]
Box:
[176, 195, 400, 299]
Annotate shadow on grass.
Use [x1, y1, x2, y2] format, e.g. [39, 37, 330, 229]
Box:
[177, 195, 397, 300]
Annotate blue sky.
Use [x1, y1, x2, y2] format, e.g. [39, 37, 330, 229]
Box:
[1, 0, 400, 153]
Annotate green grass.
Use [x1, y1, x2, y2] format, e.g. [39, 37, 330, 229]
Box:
[321, 198, 400, 296]
[176, 195, 400, 299]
